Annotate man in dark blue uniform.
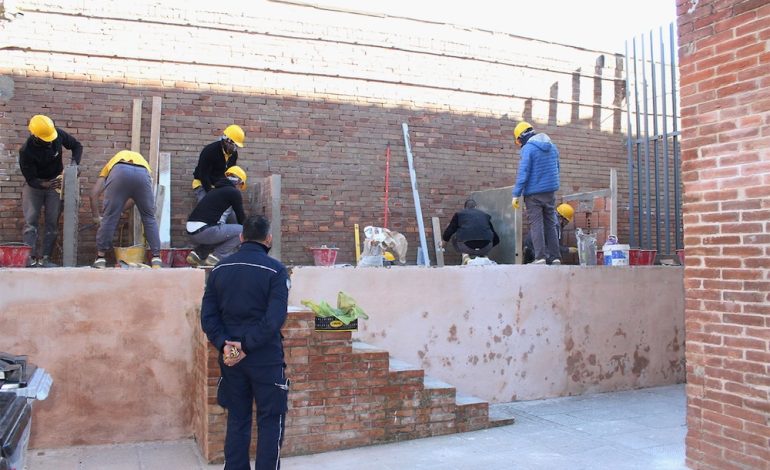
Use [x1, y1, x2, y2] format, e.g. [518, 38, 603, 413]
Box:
[201, 215, 290, 470]
[440, 199, 500, 264]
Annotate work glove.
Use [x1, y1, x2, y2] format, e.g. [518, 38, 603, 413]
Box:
[568, 247, 578, 254]
[511, 197, 520, 210]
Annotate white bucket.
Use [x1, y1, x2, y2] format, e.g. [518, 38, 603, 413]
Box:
[603, 244, 630, 266]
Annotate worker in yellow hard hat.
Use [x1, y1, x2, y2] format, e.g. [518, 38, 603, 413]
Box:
[89, 150, 163, 269]
[523, 203, 578, 264]
[18, 114, 83, 267]
[511, 121, 562, 265]
[185, 166, 248, 267]
[192, 124, 245, 208]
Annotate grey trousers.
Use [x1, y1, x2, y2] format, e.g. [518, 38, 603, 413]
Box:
[22, 183, 61, 258]
[189, 224, 242, 258]
[96, 164, 161, 255]
[524, 192, 560, 262]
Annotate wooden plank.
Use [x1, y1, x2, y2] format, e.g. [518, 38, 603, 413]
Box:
[431, 217, 445, 267]
[130, 99, 142, 153]
[61, 165, 79, 267]
[154, 185, 166, 243]
[609, 168, 618, 237]
[157, 152, 171, 248]
[148, 96, 162, 187]
[269, 174, 282, 261]
[131, 98, 143, 245]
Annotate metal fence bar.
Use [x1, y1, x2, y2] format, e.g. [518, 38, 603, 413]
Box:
[649, 30, 661, 251]
[670, 22, 682, 251]
[625, 40, 636, 247]
[660, 26, 671, 255]
[632, 37, 644, 246]
[641, 37, 652, 249]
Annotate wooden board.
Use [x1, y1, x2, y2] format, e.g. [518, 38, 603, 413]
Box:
[431, 216, 445, 267]
[158, 152, 171, 248]
[131, 98, 143, 245]
[62, 165, 80, 267]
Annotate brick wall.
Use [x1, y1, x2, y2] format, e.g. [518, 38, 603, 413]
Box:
[0, 1, 629, 265]
[677, 0, 770, 468]
[193, 308, 511, 463]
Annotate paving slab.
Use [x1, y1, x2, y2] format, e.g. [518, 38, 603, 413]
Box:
[26, 384, 687, 470]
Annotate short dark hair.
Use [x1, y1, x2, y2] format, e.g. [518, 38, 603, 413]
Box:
[464, 199, 477, 209]
[242, 215, 270, 242]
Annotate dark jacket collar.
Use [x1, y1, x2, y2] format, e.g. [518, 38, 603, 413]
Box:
[241, 241, 270, 254]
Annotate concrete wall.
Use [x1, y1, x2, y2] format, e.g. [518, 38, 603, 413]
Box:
[289, 265, 685, 402]
[0, 268, 205, 448]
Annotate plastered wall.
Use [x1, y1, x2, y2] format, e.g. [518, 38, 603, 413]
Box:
[289, 265, 685, 402]
[0, 268, 205, 448]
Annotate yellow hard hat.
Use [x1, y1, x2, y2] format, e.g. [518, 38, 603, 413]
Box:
[28, 115, 58, 142]
[513, 121, 533, 141]
[225, 165, 247, 185]
[383, 251, 396, 262]
[223, 124, 245, 148]
[556, 203, 575, 223]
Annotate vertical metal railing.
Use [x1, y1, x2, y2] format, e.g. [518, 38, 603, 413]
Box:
[624, 23, 682, 256]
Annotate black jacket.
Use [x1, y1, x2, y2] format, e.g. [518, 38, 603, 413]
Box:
[193, 140, 238, 192]
[201, 242, 289, 366]
[442, 208, 500, 245]
[187, 179, 246, 225]
[19, 129, 83, 189]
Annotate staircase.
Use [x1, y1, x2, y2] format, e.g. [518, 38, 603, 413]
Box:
[194, 308, 514, 463]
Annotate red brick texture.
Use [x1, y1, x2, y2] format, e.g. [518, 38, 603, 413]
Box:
[0, 2, 629, 266]
[193, 309, 513, 463]
[678, 0, 770, 468]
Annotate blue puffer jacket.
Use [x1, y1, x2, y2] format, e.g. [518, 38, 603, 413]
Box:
[512, 133, 560, 197]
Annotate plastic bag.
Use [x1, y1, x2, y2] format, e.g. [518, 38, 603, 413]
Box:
[575, 228, 598, 266]
[359, 226, 407, 266]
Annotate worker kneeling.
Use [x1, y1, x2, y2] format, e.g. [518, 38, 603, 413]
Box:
[441, 199, 500, 265]
[186, 166, 247, 267]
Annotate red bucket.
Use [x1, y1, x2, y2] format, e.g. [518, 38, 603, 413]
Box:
[171, 248, 194, 267]
[629, 249, 657, 266]
[0, 243, 32, 267]
[676, 249, 685, 265]
[309, 247, 338, 267]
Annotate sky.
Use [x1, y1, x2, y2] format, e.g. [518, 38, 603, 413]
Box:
[314, 0, 678, 53]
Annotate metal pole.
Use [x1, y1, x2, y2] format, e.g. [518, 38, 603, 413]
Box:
[402, 123, 431, 266]
[641, 37, 652, 249]
[632, 37, 643, 246]
[624, 40, 636, 247]
[649, 31, 661, 252]
[660, 26, 671, 256]
[669, 22, 682, 250]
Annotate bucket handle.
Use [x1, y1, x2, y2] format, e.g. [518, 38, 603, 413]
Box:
[0, 242, 31, 247]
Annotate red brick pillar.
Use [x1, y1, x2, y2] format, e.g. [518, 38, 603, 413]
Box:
[678, 0, 770, 467]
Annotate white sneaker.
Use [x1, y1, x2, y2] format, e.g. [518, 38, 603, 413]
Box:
[532, 259, 546, 264]
[551, 259, 562, 265]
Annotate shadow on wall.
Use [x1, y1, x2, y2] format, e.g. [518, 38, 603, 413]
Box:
[0, 66, 629, 266]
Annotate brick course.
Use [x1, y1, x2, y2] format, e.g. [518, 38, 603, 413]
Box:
[0, 1, 629, 266]
[193, 309, 513, 462]
[678, 0, 770, 468]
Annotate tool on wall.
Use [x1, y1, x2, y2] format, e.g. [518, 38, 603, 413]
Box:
[401, 123, 430, 267]
[383, 143, 391, 228]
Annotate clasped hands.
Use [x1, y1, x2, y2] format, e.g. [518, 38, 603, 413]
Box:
[223, 340, 246, 367]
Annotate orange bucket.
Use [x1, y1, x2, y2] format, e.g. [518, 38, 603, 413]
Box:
[0, 243, 32, 267]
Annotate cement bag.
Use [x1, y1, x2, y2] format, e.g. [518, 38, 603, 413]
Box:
[576, 228, 598, 266]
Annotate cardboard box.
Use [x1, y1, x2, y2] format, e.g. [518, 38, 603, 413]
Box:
[314, 317, 358, 331]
